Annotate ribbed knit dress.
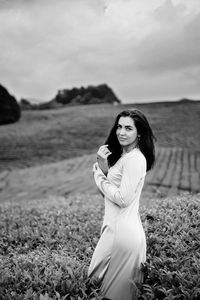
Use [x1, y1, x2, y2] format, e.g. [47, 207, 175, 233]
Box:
[88, 148, 147, 300]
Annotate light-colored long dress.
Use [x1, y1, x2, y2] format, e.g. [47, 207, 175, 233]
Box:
[88, 148, 147, 300]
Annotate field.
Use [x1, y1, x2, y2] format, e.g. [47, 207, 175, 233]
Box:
[0, 192, 199, 299]
[0, 101, 199, 172]
[0, 101, 200, 299]
[0, 146, 199, 207]
[0, 101, 199, 203]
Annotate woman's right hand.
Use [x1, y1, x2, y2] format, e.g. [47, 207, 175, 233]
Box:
[96, 145, 112, 175]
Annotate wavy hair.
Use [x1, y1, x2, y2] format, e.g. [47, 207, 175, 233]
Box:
[105, 109, 156, 171]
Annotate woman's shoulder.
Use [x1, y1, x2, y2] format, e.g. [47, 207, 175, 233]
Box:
[122, 148, 146, 168]
[122, 148, 144, 159]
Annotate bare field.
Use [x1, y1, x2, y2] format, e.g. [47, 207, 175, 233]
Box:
[0, 146, 199, 206]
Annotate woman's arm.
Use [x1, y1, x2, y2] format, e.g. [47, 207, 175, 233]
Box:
[93, 154, 146, 208]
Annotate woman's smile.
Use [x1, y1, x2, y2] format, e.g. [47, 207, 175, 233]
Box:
[118, 137, 127, 141]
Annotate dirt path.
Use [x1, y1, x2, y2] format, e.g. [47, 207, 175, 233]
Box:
[0, 147, 199, 206]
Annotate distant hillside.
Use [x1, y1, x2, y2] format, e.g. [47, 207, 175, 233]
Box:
[178, 97, 199, 103]
[0, 84, 21, 125]
[0, 101, 200, 172]
[20, 84, 121, 110]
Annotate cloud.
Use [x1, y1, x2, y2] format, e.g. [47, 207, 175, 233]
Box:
[113, 0, 200, 101]
[0, 0, 200, 101]
[0, 0, 106, 98]
[134, 1, 200, 75]
[153, 0, 186, 24]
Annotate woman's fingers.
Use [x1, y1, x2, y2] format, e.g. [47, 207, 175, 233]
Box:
[99, 145, 109, 152]
[97, 145, 112, 159]
[97, 151, 111, 159]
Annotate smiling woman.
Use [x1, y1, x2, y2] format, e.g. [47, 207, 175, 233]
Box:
[88, 109, 156, 300]
[116, 117, 138, 151]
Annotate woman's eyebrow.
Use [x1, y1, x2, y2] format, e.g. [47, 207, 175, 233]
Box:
[118, 123, 134, 128]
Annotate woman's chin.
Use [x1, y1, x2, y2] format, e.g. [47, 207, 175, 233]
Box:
[119, 141, 129, 146]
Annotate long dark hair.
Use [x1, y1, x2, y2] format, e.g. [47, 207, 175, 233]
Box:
[105, 109, 156, 171]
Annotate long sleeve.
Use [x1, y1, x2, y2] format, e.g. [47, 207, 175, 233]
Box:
[93, 153, 146, 208]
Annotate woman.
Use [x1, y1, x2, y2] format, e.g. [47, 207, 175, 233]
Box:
[88, 109, 156, 300]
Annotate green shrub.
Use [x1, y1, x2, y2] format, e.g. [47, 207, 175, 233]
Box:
[0, 192, 199, 299]
[0, 195, 102, 299]
[138, 193, 200, 300]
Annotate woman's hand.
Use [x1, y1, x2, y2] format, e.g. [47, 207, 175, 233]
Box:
[96, 145, 112, 175]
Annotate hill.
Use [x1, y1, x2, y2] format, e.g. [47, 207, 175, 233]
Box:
[0, 100, 199, 203]
[20, 84, 121, 110]
[0, 100, 199, 172]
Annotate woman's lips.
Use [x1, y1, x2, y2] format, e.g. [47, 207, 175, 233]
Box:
[118, 137, 126, 141]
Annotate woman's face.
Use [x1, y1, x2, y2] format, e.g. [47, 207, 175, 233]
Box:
[116, 116, 138, 150]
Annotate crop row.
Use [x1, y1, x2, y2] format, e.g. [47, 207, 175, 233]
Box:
[144, 147, 200, 197]
[1, 146, 199, 204]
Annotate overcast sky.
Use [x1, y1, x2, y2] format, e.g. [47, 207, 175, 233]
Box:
[0, 0, 200, 103]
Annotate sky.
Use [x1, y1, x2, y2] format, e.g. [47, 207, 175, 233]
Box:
[0, 0, 200, 103]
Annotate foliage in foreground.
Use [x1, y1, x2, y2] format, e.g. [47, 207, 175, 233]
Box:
[0, 192, 199, 299]
[137, 193, 200, 300]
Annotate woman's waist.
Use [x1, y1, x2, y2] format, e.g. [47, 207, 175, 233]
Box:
[102, 215, 145, 238]
[103, 208, 141, 226]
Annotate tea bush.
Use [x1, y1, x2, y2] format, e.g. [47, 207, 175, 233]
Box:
[0, 195, 103, 300]
[138, 193, 200, 300]
[0, 192, 199, 299]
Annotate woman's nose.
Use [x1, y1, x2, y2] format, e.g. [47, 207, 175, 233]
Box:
[119, 128, 126, 135]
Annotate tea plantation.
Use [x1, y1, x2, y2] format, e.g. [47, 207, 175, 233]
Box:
[0, 192, 199, 299]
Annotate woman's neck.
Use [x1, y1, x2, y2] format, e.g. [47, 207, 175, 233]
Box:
[122, 142, 138, 154]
